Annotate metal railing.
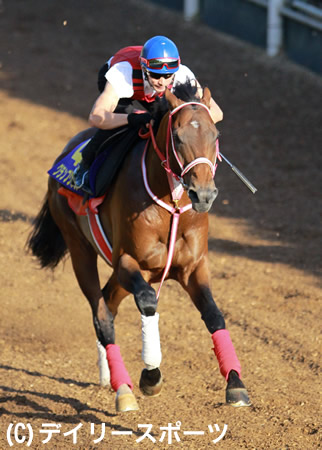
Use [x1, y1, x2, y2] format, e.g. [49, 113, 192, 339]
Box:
[182, 0, 321, 56]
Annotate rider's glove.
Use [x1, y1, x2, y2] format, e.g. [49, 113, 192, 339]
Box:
[127, 112, 152, 130]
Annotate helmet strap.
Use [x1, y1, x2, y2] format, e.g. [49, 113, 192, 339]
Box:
[142, 68, 154, 89]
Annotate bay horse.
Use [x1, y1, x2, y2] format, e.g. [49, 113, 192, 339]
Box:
[27, 82, 251, 411]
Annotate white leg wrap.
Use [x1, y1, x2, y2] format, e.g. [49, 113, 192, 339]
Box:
[96, 340, 110, 387]
[141, 313, 162, 370]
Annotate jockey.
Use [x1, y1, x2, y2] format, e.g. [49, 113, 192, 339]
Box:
[72, 35, 223, 193]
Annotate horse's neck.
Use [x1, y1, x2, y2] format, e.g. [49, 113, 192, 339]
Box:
[146, 139, 171, 200]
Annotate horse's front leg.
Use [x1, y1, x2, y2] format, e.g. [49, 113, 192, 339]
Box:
[117, 253, 158, 316]
[117, 253, 163, 397]
[180, 257, 251, 407]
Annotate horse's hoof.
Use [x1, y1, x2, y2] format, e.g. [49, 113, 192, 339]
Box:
[226, 388, 252, 407]
[139, 368, 163, 397]
[116, 392, 139, 412]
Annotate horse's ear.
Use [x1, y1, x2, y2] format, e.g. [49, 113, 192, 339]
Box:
[201, 87, 212, 107]
[165, 88, 181, 110]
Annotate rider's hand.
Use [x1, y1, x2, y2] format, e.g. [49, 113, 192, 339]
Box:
[127, 112, 152, 130]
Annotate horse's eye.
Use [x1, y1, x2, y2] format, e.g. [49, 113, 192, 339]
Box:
[214, 131, 220, 142]
[173, 131, 182, 146]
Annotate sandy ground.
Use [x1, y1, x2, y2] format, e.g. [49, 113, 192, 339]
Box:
[0, 0, 321, 448]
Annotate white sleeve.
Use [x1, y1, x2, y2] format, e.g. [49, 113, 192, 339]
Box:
[105, 61, 134, 98]
[173, 64, 197, 86]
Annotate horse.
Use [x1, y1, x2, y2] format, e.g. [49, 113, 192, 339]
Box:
[27, 82, 251, 411]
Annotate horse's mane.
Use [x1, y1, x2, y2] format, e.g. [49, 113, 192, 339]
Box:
[151, 80, 201, 130]
[172, 80, 199, 103]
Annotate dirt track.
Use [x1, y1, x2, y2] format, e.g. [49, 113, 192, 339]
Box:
[0, 0, 321, 448]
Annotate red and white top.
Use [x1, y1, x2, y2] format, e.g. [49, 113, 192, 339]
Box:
[104, 46, 197, 102]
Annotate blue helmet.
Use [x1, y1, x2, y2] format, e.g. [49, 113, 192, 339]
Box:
[140, 36, 180, 74]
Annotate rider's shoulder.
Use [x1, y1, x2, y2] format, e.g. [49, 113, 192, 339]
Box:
[105, 61, 134, 98]
[108, 60, 133, 73]
[174, 64, 196, 83]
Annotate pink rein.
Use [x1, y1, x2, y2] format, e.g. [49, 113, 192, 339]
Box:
[141, 101, 220, 299]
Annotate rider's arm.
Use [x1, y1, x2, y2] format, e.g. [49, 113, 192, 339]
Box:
[195, 80, 223, 124]
[176, 66, 223, 124]
[209, 97, 223, 124]
[88, 81, 129, 130]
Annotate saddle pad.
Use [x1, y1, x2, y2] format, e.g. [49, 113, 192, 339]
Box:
[48, 139, 91, 195]
[48, 128, 143, 198]
[58, 187, 105, 216]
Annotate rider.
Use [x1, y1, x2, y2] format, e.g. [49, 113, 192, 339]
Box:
[72, 35, 223, 193]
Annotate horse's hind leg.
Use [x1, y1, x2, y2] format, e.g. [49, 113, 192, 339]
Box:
[50, 202, 138, 411]
[96, 339, 110, 387]
[101, 272, 141, 411]
[71, 255, 138, 412]
[180, 258, 251, 407]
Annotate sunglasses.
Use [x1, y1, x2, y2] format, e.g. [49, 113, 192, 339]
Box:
[141, 57, 180, 70]
[147, 71, 174, 80]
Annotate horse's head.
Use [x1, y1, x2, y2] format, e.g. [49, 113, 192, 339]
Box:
[164, 86, 219, 213]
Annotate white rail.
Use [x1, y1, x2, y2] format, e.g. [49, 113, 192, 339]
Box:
[267, 0, 285, 56]
[281, 5, 322, 31]
[291, 0, 322, 20]
[182, 0, 322, 57]
[184, 0, 199, 21]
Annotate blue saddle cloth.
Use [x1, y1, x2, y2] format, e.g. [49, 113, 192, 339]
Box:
[48, 128, 141, 197]
[48, 139, 90, 196]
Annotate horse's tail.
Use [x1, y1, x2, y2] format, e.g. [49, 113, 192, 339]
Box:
[27, 194, 67, 269]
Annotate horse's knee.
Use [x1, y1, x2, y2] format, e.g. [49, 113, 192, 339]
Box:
[134, 285, 157, 316]
[201, 303, 225, 334]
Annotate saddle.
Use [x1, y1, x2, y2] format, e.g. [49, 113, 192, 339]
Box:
[49, 126, 144, 208]
[88, 127, 141, 197]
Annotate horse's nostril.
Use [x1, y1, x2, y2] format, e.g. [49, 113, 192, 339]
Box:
[188, 189, 199, 203]
[188, 188, 218, 204]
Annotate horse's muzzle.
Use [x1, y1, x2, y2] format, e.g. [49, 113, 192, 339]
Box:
[188, 186, 218, 212]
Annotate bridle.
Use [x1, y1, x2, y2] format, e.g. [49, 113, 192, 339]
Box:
[144, 101, 257, 195]
[166, 102, 220, 179]
[146, 101, 221, 189]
